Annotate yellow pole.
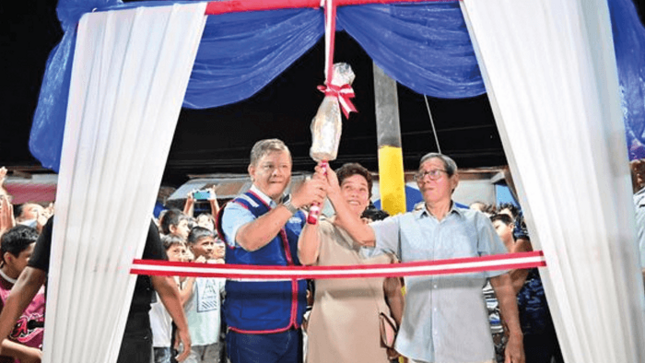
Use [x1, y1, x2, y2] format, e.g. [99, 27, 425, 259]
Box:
[378, 145, 406, 215]
[373, 64, 406, 216]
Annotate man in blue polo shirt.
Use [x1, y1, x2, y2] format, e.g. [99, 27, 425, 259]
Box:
[219, 139, 326, 363]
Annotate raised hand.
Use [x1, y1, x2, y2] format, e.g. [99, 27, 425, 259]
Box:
[291, 177, 327, 209]
[322, 166, 341, 198]
[208, 186, 218, 201]
[0, 167, 7, 188]
[0, 195, 15, 235]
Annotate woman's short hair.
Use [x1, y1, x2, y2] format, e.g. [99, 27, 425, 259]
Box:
[249, 139, 290, 167]
[335, 163, 373, 199]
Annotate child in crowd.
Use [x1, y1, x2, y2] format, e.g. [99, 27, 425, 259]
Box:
[150, 235, 188, 363]
[211, 238, 225, 264]
[483, 213, 516, 363]
[183, 227, 225, 363]
[490, 213, 515, 252]
[195, 213, 216, 232]
[497, 203, 519, 220]
[160, 209, 191, 241]
[0, 225, 44, 363]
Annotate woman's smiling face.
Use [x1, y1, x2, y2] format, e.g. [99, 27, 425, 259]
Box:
[340, 174, 370, 217]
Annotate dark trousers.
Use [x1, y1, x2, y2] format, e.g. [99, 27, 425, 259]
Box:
[226, 329, 302, 363]
[524, 324, 564, 363]
[117, 312, 153, 363]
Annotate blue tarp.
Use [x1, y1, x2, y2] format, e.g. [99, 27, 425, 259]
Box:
[28, 0, 645, 171]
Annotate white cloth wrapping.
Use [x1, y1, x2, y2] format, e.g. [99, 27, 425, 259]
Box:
[42, 4, 207, 363]
[460, 0, 645, 362]
[310, 63, 355, 162]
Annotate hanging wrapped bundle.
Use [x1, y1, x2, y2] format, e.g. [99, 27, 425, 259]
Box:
[308, 62, 356, 224]
[310, 62, 356, 161]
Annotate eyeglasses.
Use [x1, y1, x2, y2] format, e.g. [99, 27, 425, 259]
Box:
[415, 169, 448, 181]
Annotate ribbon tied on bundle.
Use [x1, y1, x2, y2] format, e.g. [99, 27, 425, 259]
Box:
[317, 83, 357, 118]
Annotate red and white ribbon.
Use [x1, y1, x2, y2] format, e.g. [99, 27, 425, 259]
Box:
[323, 0, 336, 84]
[317, 0, 357, 118]
[131, 251, 546, 280]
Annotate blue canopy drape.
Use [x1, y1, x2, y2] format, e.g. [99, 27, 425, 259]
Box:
[610, 0, 645, 160]
[28, 0, 645, 171]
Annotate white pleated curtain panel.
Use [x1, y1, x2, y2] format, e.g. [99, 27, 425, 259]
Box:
[42, 4, 206, 363]
[460, 0, 645, 362]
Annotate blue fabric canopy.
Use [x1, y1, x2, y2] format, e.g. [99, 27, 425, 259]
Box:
[28, 0, 645, 171]
[184, 8, 325, 108]
[610, 0, 645, 160]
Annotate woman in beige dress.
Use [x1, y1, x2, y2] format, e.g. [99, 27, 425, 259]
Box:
[299, 163, 404, 363]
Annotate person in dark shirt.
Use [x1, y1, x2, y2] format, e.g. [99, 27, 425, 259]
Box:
[0, 218, 192, 362]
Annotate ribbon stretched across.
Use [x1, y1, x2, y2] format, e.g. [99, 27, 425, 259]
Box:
[131, 251, 546, 280]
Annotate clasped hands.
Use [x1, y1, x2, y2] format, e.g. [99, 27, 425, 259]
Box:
[289, 162, 340, 210]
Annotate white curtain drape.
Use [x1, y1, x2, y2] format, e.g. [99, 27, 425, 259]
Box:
[460, 0, 645, 362]
[42, 4, 207, 363]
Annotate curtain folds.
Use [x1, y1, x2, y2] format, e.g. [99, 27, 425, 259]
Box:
[461, 0, 645, 361]
[183, 8, 325, 108]
[182, 2, 486, 109]
[610, 0, 645, 160]
[30, 1, 491, 171]
[337, 3, 484, 99]
[42, 4, 207, 362]
[26, 0, 645, 185]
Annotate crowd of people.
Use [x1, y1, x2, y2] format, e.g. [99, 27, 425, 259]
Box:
[0, 137, 595, 363]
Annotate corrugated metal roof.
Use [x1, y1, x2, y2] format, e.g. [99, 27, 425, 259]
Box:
[4, 174, 58, 204]
[168, 168, 506, 205]
[168, 172, 311, 201]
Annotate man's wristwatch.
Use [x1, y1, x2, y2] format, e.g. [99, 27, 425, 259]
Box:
[282, 199, 298, 215]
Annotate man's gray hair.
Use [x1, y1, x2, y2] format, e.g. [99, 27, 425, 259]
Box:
[419, 152, 458, 176]
[249, 139, 291, 166]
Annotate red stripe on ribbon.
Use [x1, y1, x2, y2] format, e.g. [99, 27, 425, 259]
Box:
[205, 0, 456, 15]
[131, 251, 546, 280]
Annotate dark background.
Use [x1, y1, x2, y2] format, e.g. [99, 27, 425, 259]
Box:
[2, 0, 644, 186]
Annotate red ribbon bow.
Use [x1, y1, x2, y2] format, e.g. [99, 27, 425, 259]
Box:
[317, 83, 357, 118]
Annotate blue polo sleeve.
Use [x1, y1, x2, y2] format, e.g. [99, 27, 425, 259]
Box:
[220, 201, 256, 248]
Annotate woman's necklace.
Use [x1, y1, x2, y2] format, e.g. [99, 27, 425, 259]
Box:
[0, 267, 17, 284]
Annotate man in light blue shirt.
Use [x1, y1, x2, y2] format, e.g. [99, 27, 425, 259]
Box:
[328, 152, 524, 363]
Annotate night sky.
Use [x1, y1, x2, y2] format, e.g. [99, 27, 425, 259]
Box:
[3, 1, 644, 186]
